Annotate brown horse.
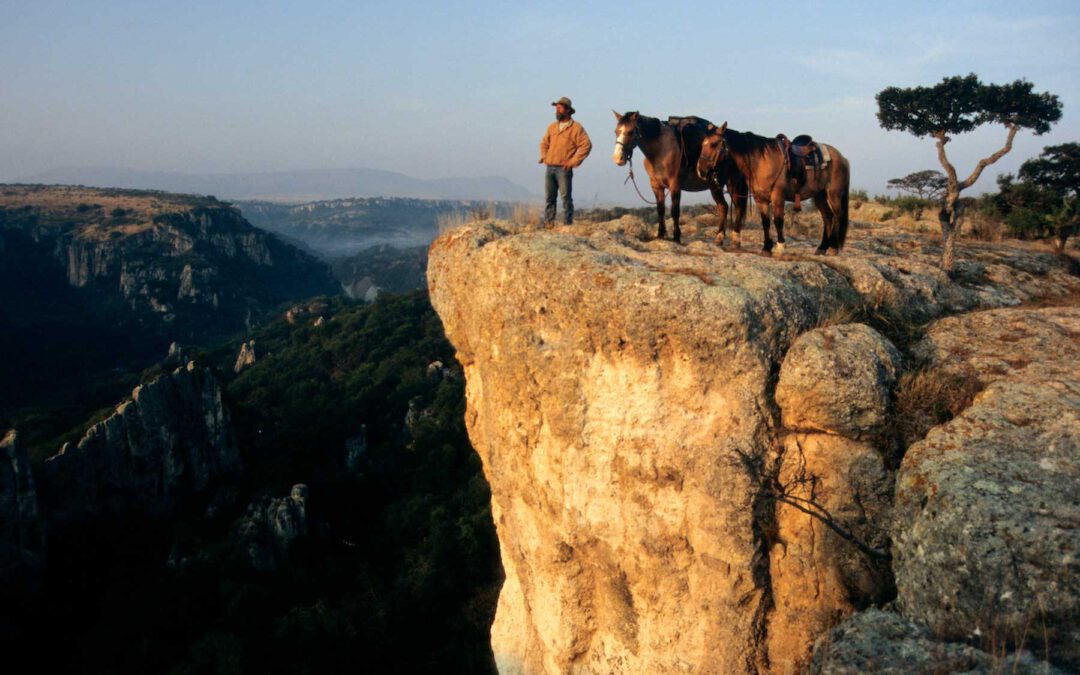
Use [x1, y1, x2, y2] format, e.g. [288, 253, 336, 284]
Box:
[613, 111, 747, 245]
[697, 122, 851, 255]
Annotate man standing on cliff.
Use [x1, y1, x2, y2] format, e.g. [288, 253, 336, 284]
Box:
[539, 97, 592, 226]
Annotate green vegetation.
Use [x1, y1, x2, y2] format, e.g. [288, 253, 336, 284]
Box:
[877, 74, 1062, 270]
[993, 143, 1080, 249]
[23, 291, 500, 674]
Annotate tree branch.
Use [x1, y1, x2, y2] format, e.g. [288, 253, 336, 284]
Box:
[774, 494, 892, 561]
[961, 123, 1018, 190]
[934, 132, 959, 188]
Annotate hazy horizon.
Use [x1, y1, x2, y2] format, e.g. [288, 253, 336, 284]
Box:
[3, 0, 1079, 205]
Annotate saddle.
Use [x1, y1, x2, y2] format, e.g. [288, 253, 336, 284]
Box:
[777, 133, 831, 210]
[667, 116, 719, 174]
[667, 115, 708, 132]
[778, 134, 829, 169]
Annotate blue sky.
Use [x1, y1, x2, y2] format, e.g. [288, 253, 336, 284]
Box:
[2, 0, 1078, 204]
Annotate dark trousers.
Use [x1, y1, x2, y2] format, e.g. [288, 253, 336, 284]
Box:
[544, 165, 573, 224]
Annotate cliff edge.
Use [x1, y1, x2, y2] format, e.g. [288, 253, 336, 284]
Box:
[428, 217, 1080, 674]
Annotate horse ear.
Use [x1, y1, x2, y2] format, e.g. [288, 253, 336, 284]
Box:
[613, 110, 621, 121]
[706, 123, 715, 132]
[719, 121, 728, 133]
[630, 111, 639, 120]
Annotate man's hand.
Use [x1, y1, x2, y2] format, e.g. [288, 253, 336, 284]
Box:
[563, 163, 573, 171]
[538, 159, 544, 164]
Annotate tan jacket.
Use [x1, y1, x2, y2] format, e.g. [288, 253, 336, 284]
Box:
[540, 119, 592, 168]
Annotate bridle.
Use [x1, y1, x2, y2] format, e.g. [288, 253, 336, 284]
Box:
[701, 133, 730, 176]
[613, 123, 642, 165]
[614, 122, 658, 205]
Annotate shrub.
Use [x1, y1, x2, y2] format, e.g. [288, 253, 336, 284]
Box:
[1005, 207, 1049, 239]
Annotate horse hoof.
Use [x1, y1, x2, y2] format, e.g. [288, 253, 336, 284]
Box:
[773, 242, 785, 256]
[827, 248, 839, 256]
[814, 248, 827, 255]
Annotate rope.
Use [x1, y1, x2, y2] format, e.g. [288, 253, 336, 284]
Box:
[624, 155, 657, 205]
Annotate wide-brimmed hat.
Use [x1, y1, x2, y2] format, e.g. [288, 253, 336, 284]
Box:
[551, 96, 575, 114]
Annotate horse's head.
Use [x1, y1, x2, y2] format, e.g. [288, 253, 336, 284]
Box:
[697, 122, 729, 180]
[612, 110, 640, 166]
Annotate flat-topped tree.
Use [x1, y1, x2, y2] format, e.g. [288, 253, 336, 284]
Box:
[887, 170, 947, 201]
[877, 74, 1062, 271]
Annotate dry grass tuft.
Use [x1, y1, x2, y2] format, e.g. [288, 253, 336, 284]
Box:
[510, 202, 543, 226]
[435, 210, 472, 233]
[892, 365, 983, 447]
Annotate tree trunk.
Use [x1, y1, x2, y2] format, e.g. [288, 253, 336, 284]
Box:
[939, 190, 959, 273]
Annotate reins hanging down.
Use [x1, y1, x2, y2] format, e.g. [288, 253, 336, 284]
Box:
[624, 155, 657, 205]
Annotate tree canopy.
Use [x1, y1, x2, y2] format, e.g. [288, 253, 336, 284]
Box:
[1018, 142, 1080, 199]
[876, 74, 1062, 139]
[887, 170, 947, 200]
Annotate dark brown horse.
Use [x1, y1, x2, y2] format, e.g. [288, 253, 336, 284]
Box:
[697, 122, 851, 255]
[613, 112, 747, 245]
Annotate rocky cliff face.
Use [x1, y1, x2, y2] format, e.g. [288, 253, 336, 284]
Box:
[427, 217, 1080, 673]
[0, 185, 338, 339]
[0, 430, 45, 589]
[40, 361, 240, 523]
[231, 484, 309, 571]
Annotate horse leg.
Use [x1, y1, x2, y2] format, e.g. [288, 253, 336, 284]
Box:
[772, 189, 787, 255]
[758, 193, 773, 253]
[654, 186, 667, 239]
[710, 182, 728, 247]
[813, 195, 834, 255]
[671, 185, 683, 244]
[826, 188, 844, 254]
[730, 179, 747, 249]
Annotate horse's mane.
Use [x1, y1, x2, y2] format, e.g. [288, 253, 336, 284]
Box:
[723, 128, 777, 158]
[620, 113, 665, 140]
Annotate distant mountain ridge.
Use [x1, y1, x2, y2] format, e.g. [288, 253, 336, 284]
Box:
[18, 167, 537, 202]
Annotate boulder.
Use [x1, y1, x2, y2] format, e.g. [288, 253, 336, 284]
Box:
[893, 307, 1080, 670]
[776, 324, 902, 439]
[768, 433, 895, 672]
[809, 608, 1065, 674]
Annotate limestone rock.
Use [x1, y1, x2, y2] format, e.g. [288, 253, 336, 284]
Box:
[809, 608, 1064, 674]
[166, 341, 185, 363]
[893, 307, 1080, 670]
[41, 362, 241, 523]
[0, 430, 46, 590]
[776, 324, 902, 439]
[234, 339, 257, 373]
[232, 484, 309, 571]
[427, 219, 1080, 674]
[769, 433, 894, 672]
[430, 221, 860, 673]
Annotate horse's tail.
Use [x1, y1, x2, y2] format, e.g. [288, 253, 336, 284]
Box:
[837, 155, 850, 250]
[837, 184, 849, 250]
